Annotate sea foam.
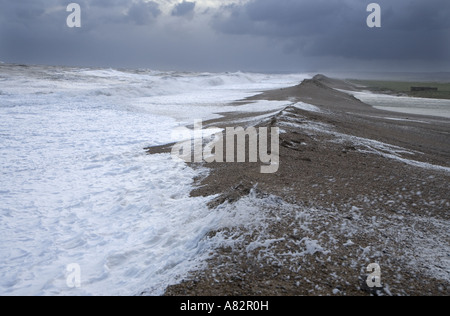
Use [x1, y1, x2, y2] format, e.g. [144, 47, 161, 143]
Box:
[0, 64, 307, 295]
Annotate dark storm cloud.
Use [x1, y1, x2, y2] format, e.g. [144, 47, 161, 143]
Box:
[0, 0, 448, 71]
[171, 1, 196, 17]
[212, 0, 450, 61]
[127, 1, 161, 25]
[0, 0, 164, 67]
[0, 0, 162, 28]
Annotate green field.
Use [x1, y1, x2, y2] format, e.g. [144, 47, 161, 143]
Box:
[348, 79, 450, 100]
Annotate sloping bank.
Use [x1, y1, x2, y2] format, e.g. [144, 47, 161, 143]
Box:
[148, 75, 450, 296]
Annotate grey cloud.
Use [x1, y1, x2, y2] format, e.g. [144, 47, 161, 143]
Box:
[171, 1, 196, 17]
[0, 0, 448, 72]
[83, 0, 162, 26]
[212, 0, 450, 62]
[0, 0, 52, 26]
[212, 0, 356, 36]
[126, 1, 161, 25]
[0, 0, 162, 29]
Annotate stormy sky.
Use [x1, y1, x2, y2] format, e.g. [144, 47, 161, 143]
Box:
[0, 0, 449, 72]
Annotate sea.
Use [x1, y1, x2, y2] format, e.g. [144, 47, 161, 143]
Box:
[1, 64, 449, 296]
[351, 91, 450, 119]
[0, 64, 307, 295]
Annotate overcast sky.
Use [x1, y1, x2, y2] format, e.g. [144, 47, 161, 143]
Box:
[0, 0, 449, 72]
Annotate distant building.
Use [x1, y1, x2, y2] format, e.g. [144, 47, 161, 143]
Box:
[411, 87, 438, 92]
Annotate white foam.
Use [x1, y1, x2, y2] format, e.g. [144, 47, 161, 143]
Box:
[276, 106, 450, 173]
[292, 102, 322, 113]
[0, 65, 310, 296]
[340, 89, 450, 119]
